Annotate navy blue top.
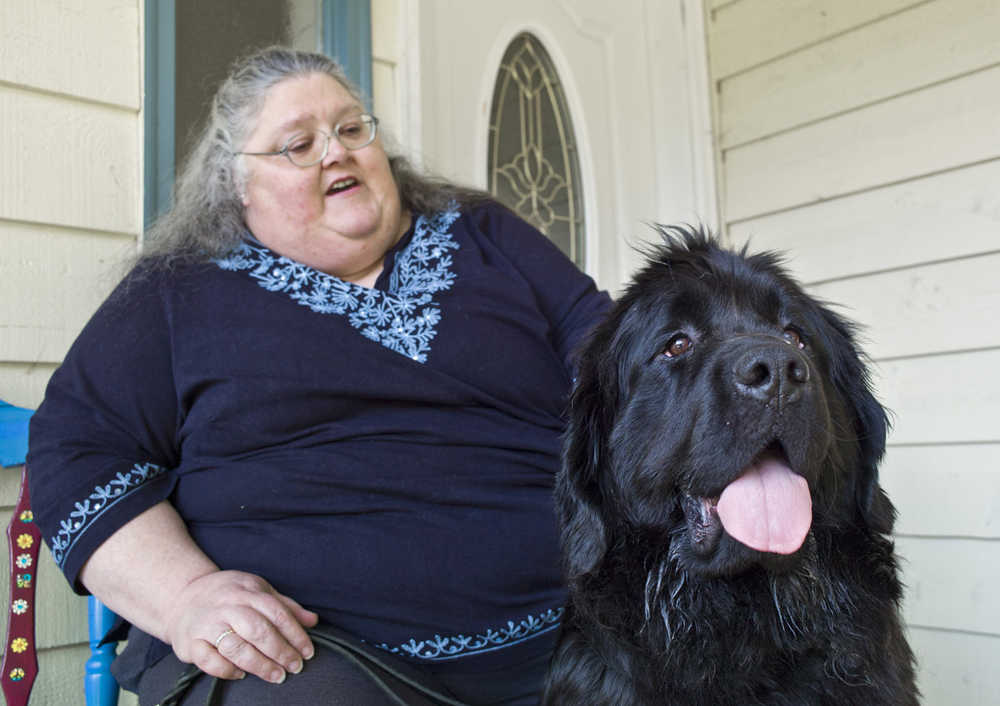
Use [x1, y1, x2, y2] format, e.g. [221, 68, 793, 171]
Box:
[28, 202, 611, 668]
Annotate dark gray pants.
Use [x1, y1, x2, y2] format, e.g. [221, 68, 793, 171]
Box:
[136, 643, 442, 705]
[128, 626, 552, 705]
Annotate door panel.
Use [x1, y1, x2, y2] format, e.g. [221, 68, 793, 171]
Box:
[411, 0, 715, 292]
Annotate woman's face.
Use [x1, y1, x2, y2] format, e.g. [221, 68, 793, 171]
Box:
[240, 72, 408, 284]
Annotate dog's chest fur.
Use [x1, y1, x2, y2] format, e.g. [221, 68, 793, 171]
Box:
[553, 528, 915, 706]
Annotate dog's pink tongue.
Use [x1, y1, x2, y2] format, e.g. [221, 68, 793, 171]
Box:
[717, 457, 812, 555]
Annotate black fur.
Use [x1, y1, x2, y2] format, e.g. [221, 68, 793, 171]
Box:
[544, 229, 918, 706]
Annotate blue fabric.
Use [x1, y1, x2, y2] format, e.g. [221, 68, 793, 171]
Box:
[0, 400, 33, 467]
[27, 201, 612, 680]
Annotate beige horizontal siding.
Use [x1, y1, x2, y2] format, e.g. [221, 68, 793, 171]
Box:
[728, 158, 1000, 284]
[0, 221, 134, 363]
[909, 627, 1000, 705]
[875, 349, 1000, 444]
[371, 0, 403, 182]
[719, 0, 1000, 147]
[882, 445, 1000, 538]
[31, 644, 88, 706]
[0, 0, 140, 110]
[808, 254, 1000, 360]
[0, 362, 58, 410]
[899, 537, 1000, 634]
[373, 60, 399, 142]
[725, 63, 1000, 222]
[707, 0, 920, 79]
[0, 465, 24, 500]
[372, 0, 400, 61]
[0, 85, 140, 235]
[15, 642, 140, 706]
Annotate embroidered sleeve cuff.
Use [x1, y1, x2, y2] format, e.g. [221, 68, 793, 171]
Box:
[48, 463, 178, 594]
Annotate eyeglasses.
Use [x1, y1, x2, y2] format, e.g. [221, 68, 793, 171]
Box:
[237, 114, 379, 167]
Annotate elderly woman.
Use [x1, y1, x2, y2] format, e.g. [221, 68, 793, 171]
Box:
[28, 47, 609, 705]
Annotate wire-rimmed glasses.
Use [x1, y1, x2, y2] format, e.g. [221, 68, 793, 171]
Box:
[237, 114, 379, 167]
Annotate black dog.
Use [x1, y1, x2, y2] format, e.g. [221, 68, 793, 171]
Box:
[543, 230, 918, 705]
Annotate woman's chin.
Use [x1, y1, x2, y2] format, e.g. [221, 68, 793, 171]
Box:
[322, 213, 405, 248]
[321, 207, 380, 236]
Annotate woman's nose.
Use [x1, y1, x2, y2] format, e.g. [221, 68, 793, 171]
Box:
[321, 134, 349, 166]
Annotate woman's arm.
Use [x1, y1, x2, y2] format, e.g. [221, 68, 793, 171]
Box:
[79, 500, 317, 683]
[476, 203, 613, 371]
[32, 268, 318, 683]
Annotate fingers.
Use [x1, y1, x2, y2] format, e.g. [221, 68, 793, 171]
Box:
[233, 603, 311, 677]
[277, 592, 320, 629]
[189, 635, 247, 681]
[213, 622, 294, 684]
[234, 579, 315, 665]
[269, 593, 319, 658]
[168, 570, 318, 684]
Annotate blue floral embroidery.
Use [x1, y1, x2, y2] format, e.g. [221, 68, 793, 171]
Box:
[216, 208, 461, 363]
[375, 607, 564, 661]
[50, 462, 166, 568]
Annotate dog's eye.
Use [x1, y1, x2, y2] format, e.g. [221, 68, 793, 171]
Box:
[664, 334, 693, 358]
[782, 328, 806, 349]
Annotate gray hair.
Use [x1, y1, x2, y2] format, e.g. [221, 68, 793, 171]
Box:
[141, 45, 486, 267]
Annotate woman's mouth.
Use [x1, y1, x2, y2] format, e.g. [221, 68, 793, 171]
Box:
[326, 177, 359, 195]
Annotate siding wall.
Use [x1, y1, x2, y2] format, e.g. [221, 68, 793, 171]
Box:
[705, 0, 1000, 702]
[371, 0, 401, 138]
[0, 1, 142, 703]
[371, 0, 421, 166]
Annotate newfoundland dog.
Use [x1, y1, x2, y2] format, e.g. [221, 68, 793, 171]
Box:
[543, 229, 918, 705]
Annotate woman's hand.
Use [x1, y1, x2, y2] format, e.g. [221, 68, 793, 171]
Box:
[164, 570, 319, 683]
[80, 502, 319, 684]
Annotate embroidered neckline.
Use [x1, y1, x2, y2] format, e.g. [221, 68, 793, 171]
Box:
[374, 607, 564, 661]
[215, 208, 461, 363]
[49, 462, 166, 569]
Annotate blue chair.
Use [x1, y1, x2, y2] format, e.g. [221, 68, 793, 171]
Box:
[87, 597, 121, 706]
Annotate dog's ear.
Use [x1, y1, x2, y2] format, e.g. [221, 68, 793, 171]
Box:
[558, 325, 623, 581]
[817, 307, 895, 534]
[848, 370, 896, 534]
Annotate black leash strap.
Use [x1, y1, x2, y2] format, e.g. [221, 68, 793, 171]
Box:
[154, 663, 205, 706]
[156, 626, 471, 706]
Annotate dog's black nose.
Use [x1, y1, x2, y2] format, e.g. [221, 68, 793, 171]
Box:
[733, 344, 810, 403]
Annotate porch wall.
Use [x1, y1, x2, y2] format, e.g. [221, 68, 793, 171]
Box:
[704, 0, 1000, 702]
[0, 1, 143, 703]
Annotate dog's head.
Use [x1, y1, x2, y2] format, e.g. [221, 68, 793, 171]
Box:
[559, 228, 892, 581]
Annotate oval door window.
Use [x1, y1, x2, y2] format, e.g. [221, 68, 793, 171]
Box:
[488, 33, 585, 267]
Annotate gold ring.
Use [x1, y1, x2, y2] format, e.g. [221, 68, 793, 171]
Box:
[214, 628, 236, 649]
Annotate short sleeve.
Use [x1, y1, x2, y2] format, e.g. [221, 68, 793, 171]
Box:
[27, 266, 180, 592]
[473, 203, 612, 372]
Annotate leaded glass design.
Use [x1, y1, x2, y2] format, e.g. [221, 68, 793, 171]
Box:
[488, 34, 585, 266]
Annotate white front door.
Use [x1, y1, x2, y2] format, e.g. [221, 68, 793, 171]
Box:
[400, 0, 715, 292]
